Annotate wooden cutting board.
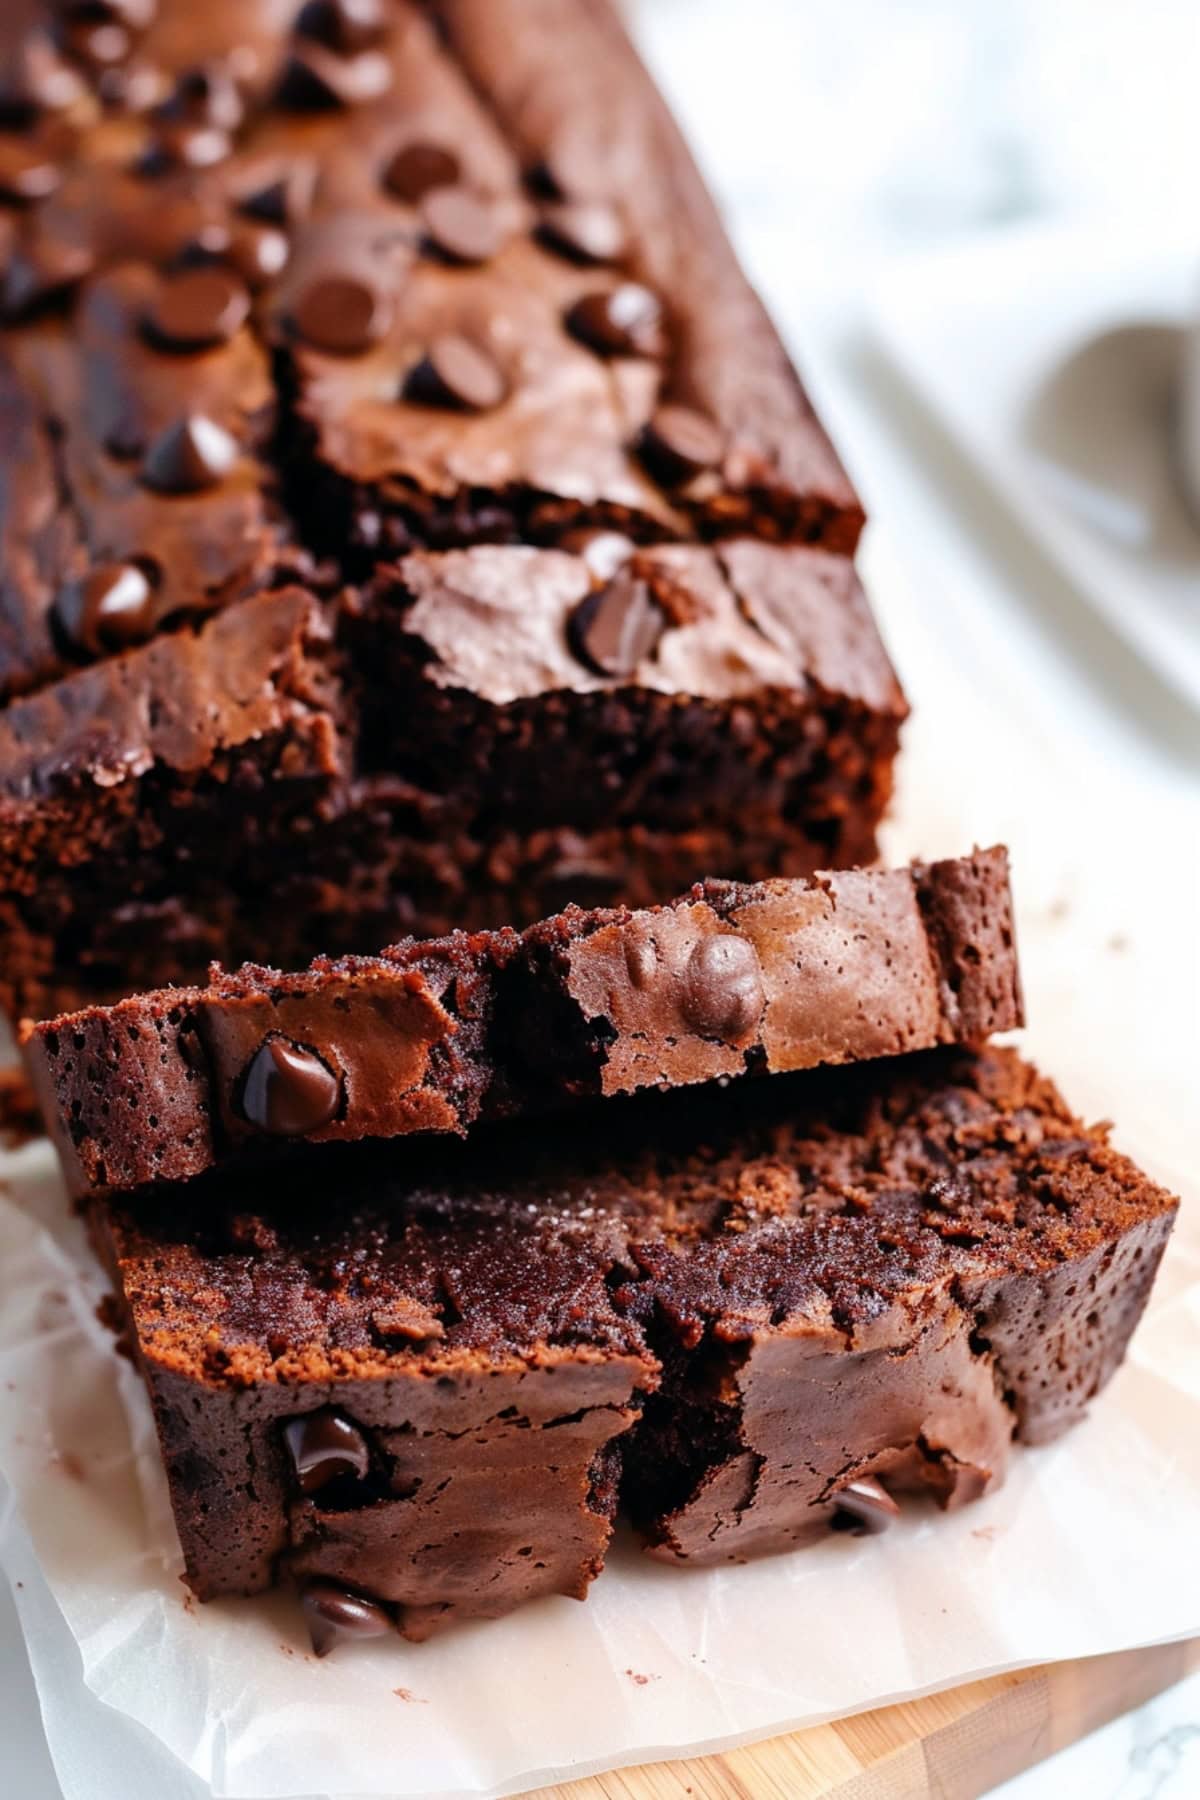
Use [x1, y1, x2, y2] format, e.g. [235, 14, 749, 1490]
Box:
[530, 1637, 1200, 1799]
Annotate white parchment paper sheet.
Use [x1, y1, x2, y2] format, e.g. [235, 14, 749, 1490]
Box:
[0, 524, 1197, 1799]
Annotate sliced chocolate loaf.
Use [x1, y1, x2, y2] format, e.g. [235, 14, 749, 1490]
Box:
[91, 1046, 1176, 1648]
[24, 848, 1020, 1196]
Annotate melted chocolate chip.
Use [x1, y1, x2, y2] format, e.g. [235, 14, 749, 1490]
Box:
[640, 404, 725, 485]
[383, 139, 460, 203]
[144, 266, 249, 350]
[681, 935, 764, 1042]
[301, 1581, 391, 1657]
[419, 186, 502, 265]
[140, 413, 238, 493]
[565, 283, 666, 358]
[405, 334, 507, 412]
[283, 1409, 370, 1494]
[0, 138, 61, 204]
[2, 234, 93, 320]
[239, 1035, 342, 1136]
[558, 527, 636, 581]
[296, 0, 387, 56]
[291, 271, 391, 355]
[567, 569, 665, 678]
[278, 41, 391, 111]
[52, 561, 156, 656]
[831, 1476, 900, 1535]
[538, 200, 626, 266]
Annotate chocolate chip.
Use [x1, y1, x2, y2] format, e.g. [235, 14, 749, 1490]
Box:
[538, 200, 626, 266]
[65, 21, 132, 67]
[419, 186, 502, 264]
[680, 935, 764, 1042]
[0, 138, 60, 204]
[144, 266, 250, 350]
[278, 41, 391, 110]
[0, 31, 87, 121]
[567, 568, 665, 678]
[831, 1476, 900, 1535]
[283, 1409, 370, 1494]
[565, 283, 665, 358]
[301, 1582, 391, 1657]
[559, 528, 636, 581]
[405, 334, 507, 412]
[239, 1034, 342, 1136]
[296, 0, 387, 56]
[2, 234, 93, 320]
[96, 60, 164, 113]
[237, 163, 315, 226]
[140, 414, 238, 493]
[52, 561, 156, 656]
[623, 927, 658, 991]
[291, 271, 391, 355]
[530, 135, 595, 202]
[640, 404, 725, 485]
[383, 139, 460, 203]
[226, 221, 289, 288]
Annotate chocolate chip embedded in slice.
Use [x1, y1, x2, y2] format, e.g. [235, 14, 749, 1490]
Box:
[239, 1035, 342, 1136]
[295, 0, 387, 56]
[405, 334, 507, 413]
[564, 283, 666, 358]
[558, 527, 636, 582]
[640, 404, 725, 486]
[52, 561, 156, 657]
[291, 270, 392, 355]
[0, 138, 61, 204]
[680, 935, 765, 1043]
[140, 413, 238, 493]
[382, 139, 461, 203]
[538, 200, 626, 266]
[831, 1476, 900, 1536]
[301, 1582, 391, 1657]
[144, 266, 250, 350]
[225, 221, 289, 289]
[419, 186, 503, 265]
[567, 568, 666, 679]
[283, 1409, 371, 1495]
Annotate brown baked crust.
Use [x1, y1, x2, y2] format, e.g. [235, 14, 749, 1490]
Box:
[23, 849, 1020, 1196]
[90, 1046, 1176, 1639]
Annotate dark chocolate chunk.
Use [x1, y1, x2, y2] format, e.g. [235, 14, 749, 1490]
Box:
[239, 1035, 342, 1136]
[283, 1409, 371, 1495]
[405, 334, 507, 413]
[681, 935, 764, 1042]
[382, 140, 460, 203]
[52, 562, 156, 657]
[291, 271, 391, 355]
[538, 200, 626, 266]
[567, 569, 665, 678]
[296, 0, 387, 57]
[0, 138, 61, 204]
[140, 414, 238, 493]
[640, 404, 725, 485]
[2, 234, 93, 319]
[558, 528, 635, 581]
[144, 267, 250, 351]
[301, 1581, 391, 1657]
[831, 1476, 900, 1535]
[564, 283, 666, 358]
[278, 41, 391, 111]
[419, 186, 503, 266]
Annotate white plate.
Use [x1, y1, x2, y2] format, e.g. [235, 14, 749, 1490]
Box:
[872, 223, 1200, 709]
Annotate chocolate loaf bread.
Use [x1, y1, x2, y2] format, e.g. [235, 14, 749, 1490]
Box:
[24, 848, 1021, 1196]
[90, 1046, 1176, 1648]
[0, 0, 895, 1018]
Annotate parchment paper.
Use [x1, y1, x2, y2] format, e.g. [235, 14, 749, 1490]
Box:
[1, 528, 1197, 1799]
